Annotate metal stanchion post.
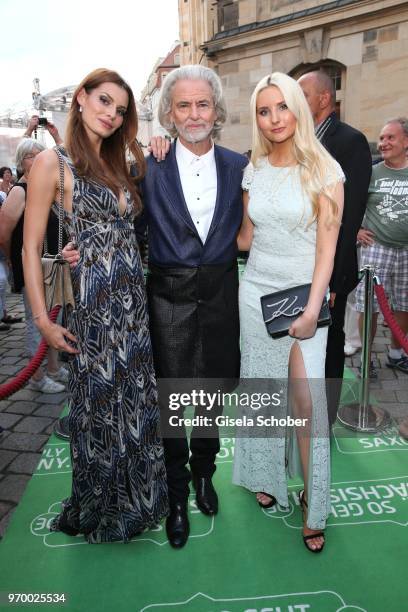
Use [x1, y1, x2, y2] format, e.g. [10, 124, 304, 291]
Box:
[337, 265, 390, 432]
[359, 265, 375, 429]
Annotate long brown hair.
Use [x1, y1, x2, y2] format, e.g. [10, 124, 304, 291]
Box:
[65, 68, 145, 212]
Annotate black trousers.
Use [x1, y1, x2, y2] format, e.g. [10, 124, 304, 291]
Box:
[160, 400, 221, 507]
[325, 292, 348, 427]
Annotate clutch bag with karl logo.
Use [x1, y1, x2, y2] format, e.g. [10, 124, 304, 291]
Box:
[260, 283, 331, 339]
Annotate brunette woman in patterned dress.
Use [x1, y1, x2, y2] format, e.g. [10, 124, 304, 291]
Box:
[22, 69, 168, 543]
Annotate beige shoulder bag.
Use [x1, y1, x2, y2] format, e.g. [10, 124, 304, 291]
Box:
[41, 147, 75, 311]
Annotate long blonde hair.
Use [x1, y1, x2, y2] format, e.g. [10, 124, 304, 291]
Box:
[250, 72, 340, 227]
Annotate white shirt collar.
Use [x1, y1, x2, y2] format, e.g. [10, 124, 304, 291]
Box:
[176, 138, 215, 168]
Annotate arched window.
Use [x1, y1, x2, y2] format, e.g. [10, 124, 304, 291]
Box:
[324, 64, 342, 92]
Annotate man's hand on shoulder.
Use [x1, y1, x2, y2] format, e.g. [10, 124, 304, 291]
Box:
[148, 136, 171, 162]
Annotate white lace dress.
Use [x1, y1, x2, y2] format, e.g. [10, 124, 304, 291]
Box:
[232, 157, 344, 529]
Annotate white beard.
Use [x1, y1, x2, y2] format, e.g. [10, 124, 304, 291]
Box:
[176, 124, 213, 144]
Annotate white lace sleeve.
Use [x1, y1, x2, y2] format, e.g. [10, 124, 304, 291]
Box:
[324, 159, 345, 187]
[242, 162, 254, 191]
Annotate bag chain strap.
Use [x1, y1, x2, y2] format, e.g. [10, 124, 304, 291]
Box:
[43, 146, 65, 257]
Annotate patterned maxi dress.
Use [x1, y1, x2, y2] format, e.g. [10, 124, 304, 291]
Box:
[232, 158, 344, 530]
[50, 148, 168, 543]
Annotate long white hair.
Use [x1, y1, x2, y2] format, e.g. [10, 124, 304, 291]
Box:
[250, 72, 340, 226]
[158, 65, 227, 138]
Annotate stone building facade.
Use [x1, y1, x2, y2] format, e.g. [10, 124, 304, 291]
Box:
[179, 0, 408, 152]
[138, 43, 181, 146]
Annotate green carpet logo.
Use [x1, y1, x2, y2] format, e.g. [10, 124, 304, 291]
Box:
[34, 443, 71, 476]
[139, 590, 367, 611]
[333, 423, 408, 455]
[217, 437, 235, 463]
[30, 494, 214, 547]
[30, 501, 61, 539]
[34, 438, 236, 473]
[262, 476, 408, 529]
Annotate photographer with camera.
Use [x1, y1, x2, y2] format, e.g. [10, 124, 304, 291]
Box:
[23, 115, 63, 146]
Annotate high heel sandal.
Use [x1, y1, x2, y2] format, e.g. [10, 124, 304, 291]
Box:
[256, 492, 277, 509]
[298, 490, 325, 553]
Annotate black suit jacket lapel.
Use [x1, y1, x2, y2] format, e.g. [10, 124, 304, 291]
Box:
[206, 145, 233, 241]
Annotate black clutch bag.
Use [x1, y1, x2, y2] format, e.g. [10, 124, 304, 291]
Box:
[260, 283, 331, 339]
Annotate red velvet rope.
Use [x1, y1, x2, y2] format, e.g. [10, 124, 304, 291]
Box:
[0, 306, 61, 401]
[374, 284, 408, 354]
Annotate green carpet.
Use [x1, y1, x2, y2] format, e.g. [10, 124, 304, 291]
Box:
[1, 380, 407, 611]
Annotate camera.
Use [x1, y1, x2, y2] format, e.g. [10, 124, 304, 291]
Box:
[38, 117, 48, 126]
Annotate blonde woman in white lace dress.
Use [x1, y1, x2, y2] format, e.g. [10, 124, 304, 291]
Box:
[233, 73, 344, 553]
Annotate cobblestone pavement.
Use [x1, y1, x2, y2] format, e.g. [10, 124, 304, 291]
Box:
[0, 292, 407, 539]
[0, 293, 67, 538]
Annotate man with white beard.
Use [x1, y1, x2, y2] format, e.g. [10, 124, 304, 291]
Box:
[139, 66, 247, 548]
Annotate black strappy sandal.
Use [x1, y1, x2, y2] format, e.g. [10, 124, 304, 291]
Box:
[256, 492, 277, 509]
[298, 490, 325, 553]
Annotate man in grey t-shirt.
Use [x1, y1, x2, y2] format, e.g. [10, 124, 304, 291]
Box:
[356, 118, 408, 375]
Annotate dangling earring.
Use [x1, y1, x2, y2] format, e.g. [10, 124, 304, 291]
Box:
[79, 105, 83, 113]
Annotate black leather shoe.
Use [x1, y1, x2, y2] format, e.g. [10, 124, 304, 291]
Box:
[193, 477, 218, 515]
[166, 503, 190, 549]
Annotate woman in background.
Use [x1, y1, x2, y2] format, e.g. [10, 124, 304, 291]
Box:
[0, 165, 20, 329]
[0, 139, 66, 390]
[0, 166, 13, 199]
